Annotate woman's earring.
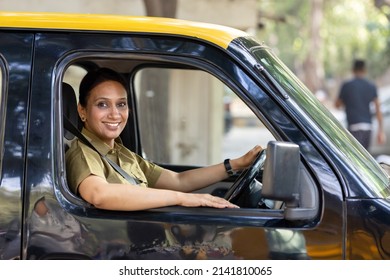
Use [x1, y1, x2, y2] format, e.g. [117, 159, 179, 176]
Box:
[81, 117, 86, 122]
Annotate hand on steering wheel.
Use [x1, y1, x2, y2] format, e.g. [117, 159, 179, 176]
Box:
[224, 149, 266, 205]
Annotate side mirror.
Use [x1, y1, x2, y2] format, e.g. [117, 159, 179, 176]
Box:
[262, 141, 300, 202]
[261, 141, 301, 219]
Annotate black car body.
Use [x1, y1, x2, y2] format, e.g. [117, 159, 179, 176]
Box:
[0, 12, 389, 260]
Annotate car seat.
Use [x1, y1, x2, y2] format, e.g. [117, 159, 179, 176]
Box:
[62, 82, 80, 150]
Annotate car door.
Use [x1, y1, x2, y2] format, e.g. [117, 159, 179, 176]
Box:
[0, 32, 33, 259]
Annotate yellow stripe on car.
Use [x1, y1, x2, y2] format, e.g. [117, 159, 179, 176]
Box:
[0, 12, 248, 49]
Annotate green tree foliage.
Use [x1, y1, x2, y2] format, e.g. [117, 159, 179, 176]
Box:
[257, 0, 389, 92]
[323, 0, 389, 80]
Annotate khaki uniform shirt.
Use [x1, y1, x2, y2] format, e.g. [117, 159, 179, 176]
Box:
[65, 128, 162, 194]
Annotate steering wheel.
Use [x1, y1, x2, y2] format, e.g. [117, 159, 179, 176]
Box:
[224, 149, 267, 205]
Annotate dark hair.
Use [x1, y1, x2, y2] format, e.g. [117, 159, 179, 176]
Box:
[353, 59, 366, 72]
[79, 68, 128, 107]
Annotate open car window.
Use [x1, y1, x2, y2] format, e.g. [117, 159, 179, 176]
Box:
[133, 67, 275, 167]
[59, 53, 319, 224]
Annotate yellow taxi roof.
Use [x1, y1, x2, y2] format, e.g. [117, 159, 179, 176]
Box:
[0, 11, 248, 49]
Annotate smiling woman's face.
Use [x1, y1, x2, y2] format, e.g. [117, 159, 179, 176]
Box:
[78, 80, 129, 148]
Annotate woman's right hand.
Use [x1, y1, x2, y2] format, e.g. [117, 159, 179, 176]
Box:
[177, 192, 239, 209]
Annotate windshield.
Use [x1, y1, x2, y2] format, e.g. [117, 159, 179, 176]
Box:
[250, 46, 389, 198]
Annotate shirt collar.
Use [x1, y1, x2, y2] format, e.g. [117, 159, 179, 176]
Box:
[81, 128, 123, 155]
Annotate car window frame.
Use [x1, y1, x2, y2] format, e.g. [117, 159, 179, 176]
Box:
[54, 48, 319, 228]
[0, 54, 8, 178]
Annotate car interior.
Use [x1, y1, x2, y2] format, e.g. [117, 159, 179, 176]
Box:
[59, 56, 320, 221]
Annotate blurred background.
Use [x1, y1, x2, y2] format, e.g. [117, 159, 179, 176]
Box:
[2, 0, 389, 99]
[2, 0, 389, 160]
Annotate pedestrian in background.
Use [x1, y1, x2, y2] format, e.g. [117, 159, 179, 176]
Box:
[335, 59, 386, 150]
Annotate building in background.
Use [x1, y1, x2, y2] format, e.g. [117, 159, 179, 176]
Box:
[0, 0, 257, 31]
